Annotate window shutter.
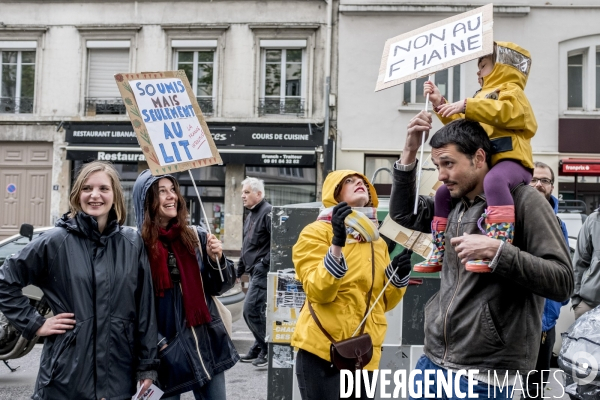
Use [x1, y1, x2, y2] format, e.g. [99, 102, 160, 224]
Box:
[87, 49, 129, 98]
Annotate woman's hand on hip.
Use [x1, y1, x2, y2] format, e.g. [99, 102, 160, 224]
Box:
[36, 313, 76, 336]
[207, 234, 223, 261]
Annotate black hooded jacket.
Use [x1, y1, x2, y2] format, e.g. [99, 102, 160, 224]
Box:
[0, 211, 158, 399]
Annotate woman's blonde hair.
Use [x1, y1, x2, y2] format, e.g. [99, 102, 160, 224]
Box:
[68, 161, 126, 225]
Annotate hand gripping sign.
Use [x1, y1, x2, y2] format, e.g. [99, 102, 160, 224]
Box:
[114, 70, 222, 176]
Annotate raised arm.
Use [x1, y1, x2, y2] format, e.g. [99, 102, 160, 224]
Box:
[389, 111, 436, 233]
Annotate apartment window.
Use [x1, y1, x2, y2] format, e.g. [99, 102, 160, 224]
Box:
[568, 54, 584, 109]
[0, 42, 36, 114]
[403, 65, 461, 105]
[561, 36, 600, 112]
[566, 49, 600, 111]
[176, 46, 216, 116]
[259, 40, 306, 116]
[85, 41, 130, 116]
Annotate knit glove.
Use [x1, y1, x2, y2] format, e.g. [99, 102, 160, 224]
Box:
[331, 202, 352, 247]
[391, 249, 413, 279]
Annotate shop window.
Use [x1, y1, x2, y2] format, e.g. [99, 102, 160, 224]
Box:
[402, 65, 461, 106]
[247, 166, 267, 173]
[561, 36, 600, 112]
[0, 45, 36, 114]
[245, 166, 316, 206]
[365, 155, 398, 197]
[176, 48, 216, 116]
[279, 167, 304, 178]
[85, 42, 130, 116]
[259, 40, 306, 116]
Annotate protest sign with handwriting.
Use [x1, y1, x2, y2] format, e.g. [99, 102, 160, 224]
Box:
[115, 71, 221, 175]
[375, 4, 493, 92]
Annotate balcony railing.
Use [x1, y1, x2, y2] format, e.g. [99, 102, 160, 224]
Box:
[196, 97, 215, 116]
[85, 98, 126, 116]
[0, 97, 34, 114]
[258, 98, 305, 116]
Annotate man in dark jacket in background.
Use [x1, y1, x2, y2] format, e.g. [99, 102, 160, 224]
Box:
[524, 161, 570, 399]
[572, 207, 600, 319]
[390, 112, 573, 399]
[238, 177, 272, 367]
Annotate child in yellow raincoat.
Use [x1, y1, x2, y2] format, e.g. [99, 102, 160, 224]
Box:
[418, 41, 537, 273]
[291, 170, 412, 400]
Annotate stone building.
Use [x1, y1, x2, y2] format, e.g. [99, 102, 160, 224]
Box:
[0, 0, 336, 247]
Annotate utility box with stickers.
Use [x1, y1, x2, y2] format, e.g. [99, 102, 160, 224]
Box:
[265, 199, 441, 400]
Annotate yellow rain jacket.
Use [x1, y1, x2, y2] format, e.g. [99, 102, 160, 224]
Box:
[437, 41, 537, 169]
[290, 170, 406, 370]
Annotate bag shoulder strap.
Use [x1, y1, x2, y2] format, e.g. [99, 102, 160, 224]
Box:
[307, 242, 376, 342]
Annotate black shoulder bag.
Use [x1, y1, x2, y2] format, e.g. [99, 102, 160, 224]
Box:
[307, 244, 375, 370]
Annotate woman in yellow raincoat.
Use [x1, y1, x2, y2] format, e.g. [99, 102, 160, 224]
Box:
[418, 41, 537, 274]
[291, 170, 412, 400]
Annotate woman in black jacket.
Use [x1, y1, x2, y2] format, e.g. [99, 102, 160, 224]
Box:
[0, 161, 158, 399]
[132, 169, 239, 400]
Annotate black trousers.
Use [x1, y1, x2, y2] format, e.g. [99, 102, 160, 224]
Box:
[243, 280, 268, 354]
[295, 349, 375, 400]
[524, 326, 556, 399]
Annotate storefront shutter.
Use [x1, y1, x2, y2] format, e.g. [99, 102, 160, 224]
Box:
[87, 49, 129, 98]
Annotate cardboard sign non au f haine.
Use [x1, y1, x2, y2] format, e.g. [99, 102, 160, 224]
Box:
[375, 4, 493, 92]
[115, 70, 222, 175]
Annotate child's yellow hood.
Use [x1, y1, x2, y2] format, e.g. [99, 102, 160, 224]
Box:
[482, 41, 532, 90]
[321, 170, 379, 208]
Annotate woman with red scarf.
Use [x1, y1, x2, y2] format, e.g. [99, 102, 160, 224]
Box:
[133, 170, 239, 400]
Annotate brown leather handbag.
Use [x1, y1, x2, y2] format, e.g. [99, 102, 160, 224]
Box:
[307, 244, 375, 371]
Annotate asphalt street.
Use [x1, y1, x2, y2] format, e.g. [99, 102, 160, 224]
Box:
[0, 317, 266, 400]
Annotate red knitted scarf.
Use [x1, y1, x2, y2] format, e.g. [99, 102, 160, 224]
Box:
[150, 224, 212, 327]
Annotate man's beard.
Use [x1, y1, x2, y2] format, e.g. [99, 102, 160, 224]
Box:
[534, 186, 551, 200]
[447, 171, 479, 199]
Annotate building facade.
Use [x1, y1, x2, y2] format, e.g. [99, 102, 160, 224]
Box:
[336, 1, 600, 213]
[0, 0, 336, 246]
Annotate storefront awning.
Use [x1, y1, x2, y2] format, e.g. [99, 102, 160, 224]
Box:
[63, 145, 317, 166]
[559, 158, 600, 176]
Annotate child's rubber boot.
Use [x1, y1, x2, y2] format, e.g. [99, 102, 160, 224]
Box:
[414, 216, 447, 273]
[465, 205, 515, 273]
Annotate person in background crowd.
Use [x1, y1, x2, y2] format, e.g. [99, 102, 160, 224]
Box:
[572, 205, 600, 320]
[523, 161, 570, 399]
[237, 177, 272, 368]
[390, 113, 573, 399]
[0, 161, 158, 399]
[133, 170, 238, 400]
[291, 170, 412, 400]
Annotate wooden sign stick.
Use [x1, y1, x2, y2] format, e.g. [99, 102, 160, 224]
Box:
[189, 169, 225, 281]
[413, 74, 433, 215]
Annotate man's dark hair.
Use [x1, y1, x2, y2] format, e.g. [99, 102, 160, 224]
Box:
[534, 161, 555, 183]
[429, 119, 493, 168]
